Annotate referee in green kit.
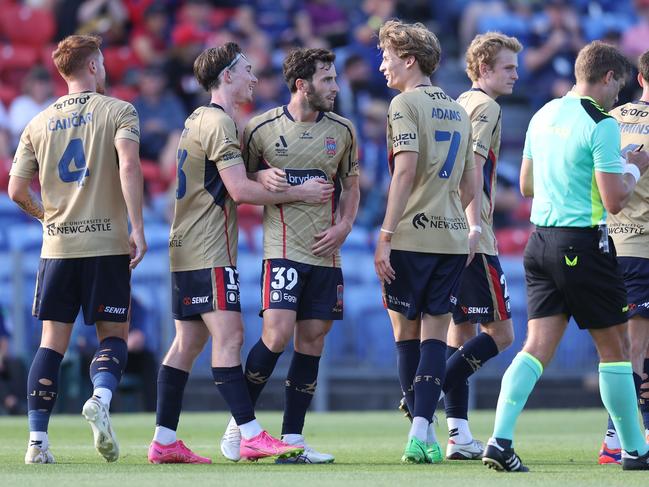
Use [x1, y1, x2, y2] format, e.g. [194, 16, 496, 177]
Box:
[482, 41, 649, 472]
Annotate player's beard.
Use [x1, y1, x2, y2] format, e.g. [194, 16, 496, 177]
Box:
[305, 85, 333, 112]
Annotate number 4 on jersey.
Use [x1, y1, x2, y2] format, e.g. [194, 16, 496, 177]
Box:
[58, 138, 89, 186]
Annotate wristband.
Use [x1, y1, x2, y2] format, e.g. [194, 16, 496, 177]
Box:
[380, 228, 394, 235]
[624, 163, 641, 184]
[470, 225, 482, 234]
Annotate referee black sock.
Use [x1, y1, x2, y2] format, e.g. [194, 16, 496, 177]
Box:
[413, 339, 446, 422]
[281, 352, 320, 436]
[27, 347, 63, 433]
[212, 365, 256, 425]
[155, 364, 189, 431]
[444, 333, 498, 420]
[244, 339, 282, 406]
[395, 339, 420, 415]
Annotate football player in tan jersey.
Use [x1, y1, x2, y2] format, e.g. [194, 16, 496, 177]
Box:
[439, 32, 522, 461]
[598, 49, 649, 464]
[375, 20, 478, 464]
[8, 35, 146, 464]
[149, 43, 332, 465]
[220, 48, 360, 464]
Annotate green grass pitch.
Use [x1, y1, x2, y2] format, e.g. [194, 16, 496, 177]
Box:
[0, 409, 643, 486]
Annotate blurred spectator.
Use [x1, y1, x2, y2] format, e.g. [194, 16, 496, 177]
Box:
[622, 0, 649, 60]
[336, 54, 386, 129]
[0, 103, 11, 162]
[0, 306, 27, 416]
[523, 0, 585, 106]
[77, 297, 157, 412]
[356, 98, 390, 229]
[165, 22, 209, 112]
[131, 2, 171, 66]
[459, 0, 507, 54]
[77, 0, 129, 45]
[304, 0, 349, 48]
[254, 68, 289, 113]
[133, 65, 186, 173]
[8, 67, 55, 150]
[235, 0, 312, 47]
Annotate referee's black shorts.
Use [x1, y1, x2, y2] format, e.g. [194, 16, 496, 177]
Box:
[524, 226, 627, 329]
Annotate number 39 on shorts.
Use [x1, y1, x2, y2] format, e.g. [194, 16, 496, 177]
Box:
[270, 266, 298, 290]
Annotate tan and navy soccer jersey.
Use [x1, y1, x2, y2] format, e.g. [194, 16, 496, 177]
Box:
[457, 88, 502, 255]
[387, 86, 475, 254]
[243, 106, 359, 268]
[169, 103, 243, 272]
[608, 101, 649, 259]
[10, 92, 139, 259]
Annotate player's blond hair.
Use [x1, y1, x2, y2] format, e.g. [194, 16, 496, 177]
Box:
[378, 20, 441, 77]
[465, 32, 522, 82]
[575, 41, 632, 84]
[52, 34, 102, 79]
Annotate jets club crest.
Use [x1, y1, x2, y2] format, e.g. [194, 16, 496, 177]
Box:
[325, 137, 337, 156]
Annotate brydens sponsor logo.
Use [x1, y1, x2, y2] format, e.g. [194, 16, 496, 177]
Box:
[285, 168, 327, 186]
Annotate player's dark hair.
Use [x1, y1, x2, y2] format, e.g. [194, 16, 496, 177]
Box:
[52, 34, 102, 79]
[282, 48, 336, 93]
[194, 42, 242, 92]
[575, 41, 632, 84]
[639, 50, 649, 83]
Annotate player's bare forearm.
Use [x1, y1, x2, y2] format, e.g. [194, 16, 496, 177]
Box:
[520, 157, 534, 197]
[465, 154, 485, 224]
[8, 175, 43, 221]
[16, 192, 44, 221]
[337, 175, 360, 232]
[459, 165, 478, 210]
[116, 139, 145, 230]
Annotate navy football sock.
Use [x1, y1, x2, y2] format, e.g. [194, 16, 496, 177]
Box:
[245, 339, 282, 406]
[89, 337, 128, 395]
[396, 339, 420, 414]
[281, 352, 320, 436]
[155, 365, 189, 430]
[212, 365, 255, 425]
[413, 339, 446, 422]
[27, 347, 64, 433]
[444, 333, 498, 419]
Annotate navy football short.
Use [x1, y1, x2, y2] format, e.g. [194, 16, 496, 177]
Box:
[382, 250, 466, 320]
[618, 256, 649, 319]
[172, 266, 241, 320]
[524, 227, 627, 330]
[260, 258, 344, 321]
[452, 253, 512, 324]
[33, 255, 130, 325]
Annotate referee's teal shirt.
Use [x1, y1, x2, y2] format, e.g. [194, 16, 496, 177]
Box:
[523, 92, 623, 227]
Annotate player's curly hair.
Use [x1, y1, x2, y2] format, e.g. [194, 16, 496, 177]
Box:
[465, 32, 522, 82]
[194, 42, 243, 92]
[282, 48, 336, 93]
[575, 41, 632, 84]
[378, 20, 441, 77]
[52, 34, 102, 79]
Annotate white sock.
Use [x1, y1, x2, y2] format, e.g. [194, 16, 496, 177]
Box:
[282, 433, 305, 445]
[153, 426, 177, 445]
[409, 416, 429, 442]
[93, 388, 112, 407]
[604, 429, 621, 450]
[238, 419, 263, 440]
[426, 422, 438, 444]
[447, 417, 472, 444]
[29, 431, 48, 449]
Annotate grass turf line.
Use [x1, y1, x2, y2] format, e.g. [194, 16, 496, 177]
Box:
[0, 410, 642, 486]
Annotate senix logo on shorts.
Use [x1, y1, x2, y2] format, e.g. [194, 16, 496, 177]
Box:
[97, 304, 127, 315]
[284, 168, 328, 186]
[183, 296, 210, 305]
